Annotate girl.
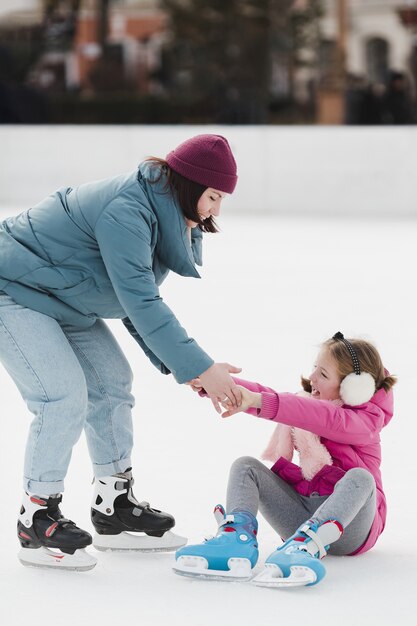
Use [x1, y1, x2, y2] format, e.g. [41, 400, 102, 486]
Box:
[0, 134, 242, 571]
[174, 332, 395, 587]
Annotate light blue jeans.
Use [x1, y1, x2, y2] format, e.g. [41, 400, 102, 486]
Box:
[0, 292, 134, 495]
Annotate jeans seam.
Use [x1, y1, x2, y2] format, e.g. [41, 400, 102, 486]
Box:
[0, 319, 50, 401]
[0, 317, 49, 478]
[65, 333, 121, 463]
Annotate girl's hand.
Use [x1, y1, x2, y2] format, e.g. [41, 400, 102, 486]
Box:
[199, 362, 242, 414]
[185, 378, 204, 393]
[221, 386, 262, 418]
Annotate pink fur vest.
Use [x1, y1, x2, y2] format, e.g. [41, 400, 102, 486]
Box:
[262, 391, 341, 480]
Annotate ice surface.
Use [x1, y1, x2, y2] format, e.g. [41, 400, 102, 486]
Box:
[0, 214, 415, 626]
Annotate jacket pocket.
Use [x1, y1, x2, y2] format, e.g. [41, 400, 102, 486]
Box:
[49, 277, 94, 298]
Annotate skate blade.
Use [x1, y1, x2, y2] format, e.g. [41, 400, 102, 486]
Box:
[252, 563, 317, 588]
[18, 547, 97, 572]
[173, 555, 253, 581]
[93, 530, 187, 553]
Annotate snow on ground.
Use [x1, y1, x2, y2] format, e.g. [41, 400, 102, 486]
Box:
[0, 213, 415, 626]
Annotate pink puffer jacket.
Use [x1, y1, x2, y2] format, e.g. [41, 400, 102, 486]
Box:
[232, 377, 394, 555]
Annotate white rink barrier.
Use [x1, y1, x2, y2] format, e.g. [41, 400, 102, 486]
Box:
[1, 125, 416, 216]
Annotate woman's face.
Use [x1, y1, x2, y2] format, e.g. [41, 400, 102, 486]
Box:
[185, 188, 226, 228]
[309, 348, 342, 401]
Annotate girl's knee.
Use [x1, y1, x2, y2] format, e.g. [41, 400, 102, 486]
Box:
[229, 456, 260, 475]
[345, 467, 376, 492]
[230, 456, 261, 476]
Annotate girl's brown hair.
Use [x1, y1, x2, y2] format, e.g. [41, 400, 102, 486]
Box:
[301, 337, 397, 393]
[144, 158, 219, 234]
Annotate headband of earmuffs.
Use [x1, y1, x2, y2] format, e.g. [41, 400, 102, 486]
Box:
[332, 332, 376, 406]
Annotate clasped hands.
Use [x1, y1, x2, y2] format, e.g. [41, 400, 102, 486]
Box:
[186, 362, 261, 417]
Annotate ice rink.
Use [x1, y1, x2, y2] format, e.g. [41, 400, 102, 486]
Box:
[0, 207, 415, 626]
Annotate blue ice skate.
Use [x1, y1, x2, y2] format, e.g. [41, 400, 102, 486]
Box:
[173, 504, 258, 581]
[253, 518, 343, 588]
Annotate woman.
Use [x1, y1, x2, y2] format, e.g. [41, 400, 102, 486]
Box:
[0, 134, 241, 571]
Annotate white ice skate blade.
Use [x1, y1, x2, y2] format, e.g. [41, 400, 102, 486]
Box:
[93, 530, 187, 552]
[252, 563, 317, 588]
[18, 547, 97, 572]
[173, 555, 253, 581]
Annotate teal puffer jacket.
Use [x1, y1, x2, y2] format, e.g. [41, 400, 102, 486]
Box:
[0, 162, 214, 383]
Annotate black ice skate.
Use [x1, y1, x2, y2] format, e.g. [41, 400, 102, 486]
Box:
[91, 470, 187, 552]
[18, 492, 97, 571]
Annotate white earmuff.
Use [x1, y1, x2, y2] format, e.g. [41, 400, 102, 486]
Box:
[332, 331, 376, 406]
[339, 372, 376, 406]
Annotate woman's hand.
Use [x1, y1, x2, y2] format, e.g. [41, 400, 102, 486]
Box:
[198, 362, 242, 414]
[221, 385, 262, 418]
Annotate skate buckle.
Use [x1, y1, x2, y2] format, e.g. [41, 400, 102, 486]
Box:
[45, 522, 59, 538]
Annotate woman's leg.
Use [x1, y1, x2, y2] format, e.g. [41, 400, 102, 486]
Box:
[63, 321, 182, 549]
[61, 319, 135, 477]
[227, 456, 314, 539]
[0, 294, 88, 495]
[311, 467, 377, 555]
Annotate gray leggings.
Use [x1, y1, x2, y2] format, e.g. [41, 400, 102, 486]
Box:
[226, 456, 376, 555]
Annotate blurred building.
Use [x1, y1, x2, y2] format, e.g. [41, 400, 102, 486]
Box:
[321, 1, 413, 81]
[0, 1, 166, 95]
[1, 1, 417, 123]
[316, 1, 417, 122]
[75, 0, 166, 94]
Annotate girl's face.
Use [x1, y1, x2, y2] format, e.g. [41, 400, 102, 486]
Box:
[309, 348, 342, 401]
[185, 188, 225, 228]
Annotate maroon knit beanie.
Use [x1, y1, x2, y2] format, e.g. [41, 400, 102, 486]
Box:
[166, 134, 238, 194]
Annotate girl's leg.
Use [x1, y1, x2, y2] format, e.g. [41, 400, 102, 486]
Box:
[227, 460, 376, 554]
[174, 456, 311, 578]
[248, 468, 375, 587]
[0, 294, 88, 495]
[310, 467, 376, 555]
[227, 456, 313, 539]
[61, 319, 135, 477]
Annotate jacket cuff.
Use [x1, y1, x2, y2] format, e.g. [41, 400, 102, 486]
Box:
[259, 392, 279, 419]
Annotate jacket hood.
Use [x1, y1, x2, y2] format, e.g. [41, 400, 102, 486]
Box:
[367, 386, 394, 428]
[137, 161, 202, 279]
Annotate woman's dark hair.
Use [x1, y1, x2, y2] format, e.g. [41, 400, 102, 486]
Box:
[144, 158, 219, 233]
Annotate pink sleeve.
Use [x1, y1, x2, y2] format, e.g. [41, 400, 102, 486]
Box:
[259, 392, 385, 445]
[197, 377, 275, 394]
[231, 376, 277, 394]
[198, 377, 277, 397]
[231, 377, 279, 417]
